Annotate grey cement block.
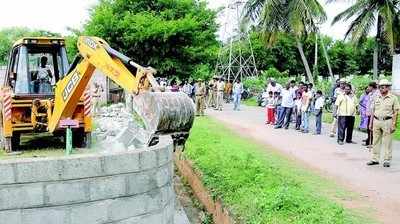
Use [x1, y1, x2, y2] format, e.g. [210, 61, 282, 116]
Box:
[61, 157, 102, 180]
[16, 160, 61, 183]
[0, 163, 15, 184]
[146, 188, 163, 212]
[70, 201, 109, 224]
[140, 149, 158, 170]
[107, 194, 148, 221]
[158, 143, 173, 167]
[103, 152, 139, 175]
[126, 171, 157, 195]
[45, 180, 89, 205]
[0, 209, 21, 224]
[21, 207, 68, 224]
[160, 184, 174, 207]
[89, 175, 126, 201]
[0, 184, 43, 210]
[156, 164, 172, 188]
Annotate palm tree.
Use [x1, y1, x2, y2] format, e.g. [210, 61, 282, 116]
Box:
[243, 0, 327, 83]
[331, 0, 400, 79]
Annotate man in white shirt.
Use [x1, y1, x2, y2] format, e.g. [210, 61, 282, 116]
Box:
[266, 78, 282, 94]
[232, 79, 244, 111]
[182, 80, 192, 97]
[275, 81, 296, 129]
[314, 90, 325, 135]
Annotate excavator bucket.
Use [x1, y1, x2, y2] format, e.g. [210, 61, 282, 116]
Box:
[131, 91, 195, 149]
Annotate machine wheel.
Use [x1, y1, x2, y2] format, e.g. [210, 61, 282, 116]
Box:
[4, 134, 20, 153]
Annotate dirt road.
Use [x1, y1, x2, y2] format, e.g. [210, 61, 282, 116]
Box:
[207, 104, 400, 224]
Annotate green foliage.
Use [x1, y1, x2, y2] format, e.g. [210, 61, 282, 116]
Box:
[192, 64, 212, 81]
[185, 117, 374, 224]
[0, 27, 60, 65]
[85, 0, 219, 79]
[243, 67, 290, 93]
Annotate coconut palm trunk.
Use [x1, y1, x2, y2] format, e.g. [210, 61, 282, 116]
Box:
[373, 16, 383, 80]
[296, 39, 314, 83]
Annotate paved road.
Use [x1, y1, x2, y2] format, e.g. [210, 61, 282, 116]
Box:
[207, 104, 400, 224]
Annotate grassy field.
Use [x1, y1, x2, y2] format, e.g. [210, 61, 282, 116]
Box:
[184, 117, 376, 224]
[243, 96, 258, 107]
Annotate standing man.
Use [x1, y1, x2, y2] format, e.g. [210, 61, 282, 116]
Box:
[182, 80, 192, 97]
[233, 79, 244, 111]
[335, 84, 358, 145]
[208, 76, 218, 108]
[275, 82, 296, 129]
[330, 79, 347, 137]
[224, 81, 233, 103]
[300, 85, 312, 133]
[267, 78, 282, 94]
[92, 82, 103, 116]
[364, 82, 379, 148]
[367, 80, 399, 167]
[194, 79, 206, 116]
[216, 77, 225, 111]
[314, 90, 325, 135]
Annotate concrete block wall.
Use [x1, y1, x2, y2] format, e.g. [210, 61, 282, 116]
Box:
[0, 136, 175, 224]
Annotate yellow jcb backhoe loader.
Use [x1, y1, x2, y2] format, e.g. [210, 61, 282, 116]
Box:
[0, 36, 194, 152]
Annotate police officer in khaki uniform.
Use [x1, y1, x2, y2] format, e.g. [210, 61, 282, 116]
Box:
[215, 77, 225, 111]
[367, 79, 400, 167]
[195, 78, 206, 116]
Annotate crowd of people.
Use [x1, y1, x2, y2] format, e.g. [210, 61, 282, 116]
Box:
[259, 77, 399, 167]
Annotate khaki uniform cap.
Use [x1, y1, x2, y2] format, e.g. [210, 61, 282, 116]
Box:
[378, 79, 392, 86]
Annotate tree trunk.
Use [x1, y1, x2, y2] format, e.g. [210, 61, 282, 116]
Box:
[313, 34, 318, 78]
[296, 38, 314, 84]
[321, 37, 334, 82]
[373, 15, 383, 80]
[373, 46, 378, 79]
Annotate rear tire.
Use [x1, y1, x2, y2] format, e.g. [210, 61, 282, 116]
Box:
[4, 134, 20, 153]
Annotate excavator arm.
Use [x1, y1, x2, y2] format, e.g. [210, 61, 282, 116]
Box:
[48, 36, 194, 147]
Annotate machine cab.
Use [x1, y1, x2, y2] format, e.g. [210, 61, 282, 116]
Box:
[5, 37, 69, 97]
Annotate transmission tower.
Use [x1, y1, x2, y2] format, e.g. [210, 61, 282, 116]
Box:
[214, 0, 258, 82]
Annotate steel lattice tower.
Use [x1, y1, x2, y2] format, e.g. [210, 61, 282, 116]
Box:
[214, 0, 258, 82]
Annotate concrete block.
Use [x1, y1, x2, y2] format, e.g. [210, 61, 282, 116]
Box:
[140, 149, 158, 170]
[158, 144, 173, 166]
[16, 159, 61, 183]
[126, 171, 157, 195]
[107, 194, 148, 222]
[45, 180, 89, 205]
[146, 188, 163, 212]
[160, 184, 174, 206]
[156, 164, 172, 188]
[61, 157, 102, 180]
[0, 184, 43, 210]
[89, 175, 126, 201]
[0, 209, 21, 224]
[103, 152, 139, 175]
[21, 207, 68, 224]
[0, 162, 15, 184]
[70, 201, 109, 224]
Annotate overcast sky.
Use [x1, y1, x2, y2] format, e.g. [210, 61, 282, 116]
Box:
[0, 0, 354, 40]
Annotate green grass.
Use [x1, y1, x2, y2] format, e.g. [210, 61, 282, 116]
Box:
[243, 97, 258, 107]
[184, 117, 376, 224]
[322, 112, 400, 140]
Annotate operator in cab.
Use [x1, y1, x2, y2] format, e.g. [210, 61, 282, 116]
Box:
[37, 56, 53, 93]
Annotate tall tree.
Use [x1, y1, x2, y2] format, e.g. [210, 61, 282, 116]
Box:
[84, 0, 219, 79]
[331, 0, 400, 79]
[243, 0, 327, 83]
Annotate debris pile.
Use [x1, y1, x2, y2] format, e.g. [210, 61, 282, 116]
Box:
[93, 103, 152, 152]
